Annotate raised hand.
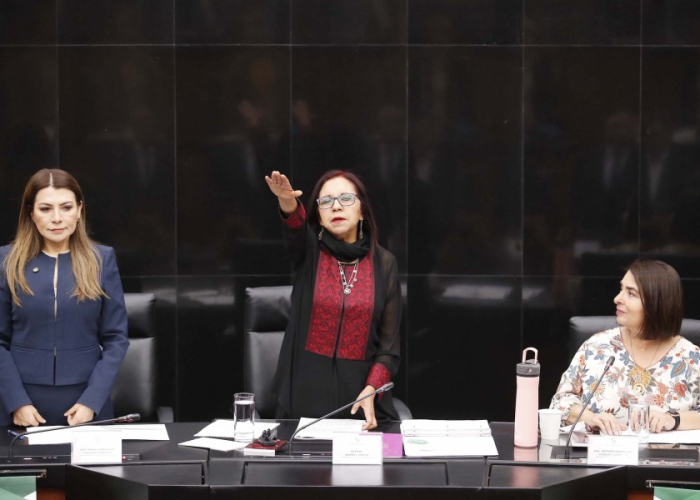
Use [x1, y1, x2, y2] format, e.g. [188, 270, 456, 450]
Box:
[265, 171, 302, 215]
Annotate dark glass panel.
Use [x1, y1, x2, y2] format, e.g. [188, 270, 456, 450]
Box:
[59, 46, 175, 275]
[0, 0, 55, 45]
[59, 0, 173, 44]
[177, 0, 289, 44]
[176, 46, 290, 275]
[641, 48, 700, 277]
[292, 0, 406, 44]
[408, 47, 522, 275]
[408, 0, 522, 45]
[524, 47, 640, 276]
[525, 0, 640, 45]
[643, 0, 700, 46]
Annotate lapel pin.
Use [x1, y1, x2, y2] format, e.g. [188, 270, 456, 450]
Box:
[32, 267, 39, 273]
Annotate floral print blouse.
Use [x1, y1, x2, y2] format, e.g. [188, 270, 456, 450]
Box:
[551, 328, 700, 424]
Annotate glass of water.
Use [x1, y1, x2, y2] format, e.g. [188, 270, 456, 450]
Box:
[233, 392, 255, 442]
[628, 403, 650, 443]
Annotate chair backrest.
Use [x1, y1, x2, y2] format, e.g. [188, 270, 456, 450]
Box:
[111, 293, 158, 421]
[243, 286, 293, 418]
[569, 316, 700, 357]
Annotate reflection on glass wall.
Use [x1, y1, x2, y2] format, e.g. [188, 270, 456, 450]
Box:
[524, 47, 640, 279]
[409, 47, 522, 276]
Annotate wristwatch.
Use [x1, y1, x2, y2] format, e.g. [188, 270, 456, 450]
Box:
[667, 409, 681, 431]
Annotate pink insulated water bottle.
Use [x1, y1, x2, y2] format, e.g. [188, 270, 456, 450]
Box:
[514, 347, 540, 448]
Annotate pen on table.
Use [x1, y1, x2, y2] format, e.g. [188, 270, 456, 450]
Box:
[7, 430, 26, 440]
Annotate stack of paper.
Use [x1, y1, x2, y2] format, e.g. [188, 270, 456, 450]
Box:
[179, 438, 247, 452]
[180, 420, 281, 452]
[25, 424, 169, 445]
[401, 419, 492, 437]
[293, 418, 365, 440]
[400, 419, 498, 457]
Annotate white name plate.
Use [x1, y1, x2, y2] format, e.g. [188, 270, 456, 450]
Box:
[332, 433, 383, 465]
[587, 434, 639, 465]
[71, 428, 122, 465]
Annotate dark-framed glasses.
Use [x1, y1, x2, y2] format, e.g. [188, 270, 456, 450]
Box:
[316, 193, 358, 210]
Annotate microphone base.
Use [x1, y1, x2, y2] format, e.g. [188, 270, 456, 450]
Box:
[5, 453, 140, 464]
[287, 440, 332, 456]
[550, 446, 586, 460]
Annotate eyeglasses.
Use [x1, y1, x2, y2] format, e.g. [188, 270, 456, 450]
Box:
[316, 193, 359, 210]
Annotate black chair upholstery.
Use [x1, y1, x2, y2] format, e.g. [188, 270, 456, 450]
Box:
[111, 293, 173, 422]
[244, 286, 412, 420]
[569, 316, 700, 357]
[244, 286, 292, 418]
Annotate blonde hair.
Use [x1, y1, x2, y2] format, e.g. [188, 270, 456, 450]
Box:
[2, 169, 106, 306]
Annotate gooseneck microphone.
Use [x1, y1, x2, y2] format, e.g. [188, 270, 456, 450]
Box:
[288, 382, 394, 456]
[7, 413, 140, 460]
[563, 356, 615, 458]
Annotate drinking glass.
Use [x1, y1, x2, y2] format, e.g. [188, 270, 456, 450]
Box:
[628, 403, 649, 443]
[233, 392, 255, 442]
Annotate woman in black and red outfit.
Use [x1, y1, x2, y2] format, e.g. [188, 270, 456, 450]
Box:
[265, 170, 400, 430]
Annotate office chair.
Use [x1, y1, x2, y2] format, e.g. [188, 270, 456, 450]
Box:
[244, 285, 412, 420]
[111, 293, 173, 423]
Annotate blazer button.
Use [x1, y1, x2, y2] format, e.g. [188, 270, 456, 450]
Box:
[32, 267, 39, 273]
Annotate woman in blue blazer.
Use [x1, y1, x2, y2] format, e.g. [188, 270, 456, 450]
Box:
[0, 169, 129, 426]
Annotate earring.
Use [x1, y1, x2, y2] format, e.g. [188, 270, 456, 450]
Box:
[318, 227, 324, 240]
[359, 220, 364, 240]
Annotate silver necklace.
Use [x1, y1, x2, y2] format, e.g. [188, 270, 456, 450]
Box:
[338, 261, 359, 294]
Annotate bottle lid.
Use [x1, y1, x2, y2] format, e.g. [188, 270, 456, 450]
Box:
[516, 347, 540, 376]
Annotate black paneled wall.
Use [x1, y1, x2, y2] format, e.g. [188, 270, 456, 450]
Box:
[1, 1, 700, 422]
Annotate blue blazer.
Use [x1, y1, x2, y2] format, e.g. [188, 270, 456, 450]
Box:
[0, 245, 129, 415]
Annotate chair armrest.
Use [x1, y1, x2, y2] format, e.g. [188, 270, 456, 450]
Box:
[157, 406, 174, 423]
[394, 398, 412, 421]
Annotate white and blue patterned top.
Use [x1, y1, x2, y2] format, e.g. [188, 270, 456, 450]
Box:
[551, 328, 700, 424]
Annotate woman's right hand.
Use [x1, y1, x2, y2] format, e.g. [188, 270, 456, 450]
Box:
[580, 409, 626, 435]
[13, 405, 46, 427]
[265, 171, 302, 215]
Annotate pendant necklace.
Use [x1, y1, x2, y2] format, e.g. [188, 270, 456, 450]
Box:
[338, 260, 359, 294]
[628, 331, 663, 397]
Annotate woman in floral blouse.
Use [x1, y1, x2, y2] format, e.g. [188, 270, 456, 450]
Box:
[551, 259, 700, 435]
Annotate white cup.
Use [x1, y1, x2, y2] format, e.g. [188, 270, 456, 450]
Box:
[628, 403, 650, 443]
[233, 392, 255, 442]
[538, 409, 563, 441]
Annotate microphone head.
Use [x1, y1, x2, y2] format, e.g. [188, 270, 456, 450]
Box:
[606, 356, 615, 368]
[118, 413, 141, 422]
[379, 382, 394, 393]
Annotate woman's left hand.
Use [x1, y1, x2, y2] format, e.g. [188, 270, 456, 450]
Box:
[64, 403, 95, 426]
[351, 386, 378, 431]
[649, 410, 675, 433]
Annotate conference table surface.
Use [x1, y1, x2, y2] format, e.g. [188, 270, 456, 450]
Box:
[2, 420, 700, 499]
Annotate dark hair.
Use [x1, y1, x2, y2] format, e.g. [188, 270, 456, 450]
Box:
[627, 259, 683, 340]
[305, 170, 378, 250]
